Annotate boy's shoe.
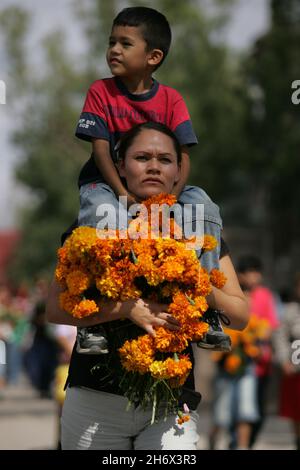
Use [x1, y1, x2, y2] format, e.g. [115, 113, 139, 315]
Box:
[197, 309, 231, 352]
[76, 326, 109, 354]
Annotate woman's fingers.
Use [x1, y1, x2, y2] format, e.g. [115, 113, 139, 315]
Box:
[154, 314, 180, 330]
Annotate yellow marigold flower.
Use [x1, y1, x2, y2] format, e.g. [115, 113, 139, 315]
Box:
[64, 226, 98, 263]
[202, 235, 218, 252]
[149, 361, 170, 380]
[154, 328, 189, 353]
[210, 269, 227, 289]
[141, 193, 177, 213]
[183, 320, 209, 342]
[72, 299, 99, 318]
[55, 265, 68, 285]
[66, 270, 91, 296]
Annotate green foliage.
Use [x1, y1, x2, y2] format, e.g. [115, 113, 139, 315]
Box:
[2, 0, 299, 283]
[242, 0, 300, 258]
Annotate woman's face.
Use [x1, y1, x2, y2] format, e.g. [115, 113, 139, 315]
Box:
[118, 129, 181, 200]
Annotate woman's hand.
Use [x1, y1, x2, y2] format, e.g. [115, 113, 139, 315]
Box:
[123, 298, 180, 337]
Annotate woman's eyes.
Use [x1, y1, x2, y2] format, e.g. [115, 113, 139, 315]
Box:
[135, 155, 172, 163]
[135, 155, 148, 161]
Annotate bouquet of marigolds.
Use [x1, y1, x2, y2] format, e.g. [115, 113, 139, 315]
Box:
[55, 194, 226, 424]
[212, 315, 270, 376]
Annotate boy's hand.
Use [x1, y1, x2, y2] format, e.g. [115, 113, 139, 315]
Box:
[127, 193, 138, 208]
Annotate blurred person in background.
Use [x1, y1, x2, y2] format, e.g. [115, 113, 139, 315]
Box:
[274, 273, 300, 450]
[0, 284, 30, 387]
[237, 255, 279, 448]
[209, 313, 271, 449]
[24, 300, 59, 398]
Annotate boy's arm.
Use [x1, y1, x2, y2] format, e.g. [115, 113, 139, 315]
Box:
[92, 138, 136, 205]
[172, 146, 190, 198]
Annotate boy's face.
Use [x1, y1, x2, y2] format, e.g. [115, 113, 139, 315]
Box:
[238, 270, 263, 290]
[106, 25, 154, 78]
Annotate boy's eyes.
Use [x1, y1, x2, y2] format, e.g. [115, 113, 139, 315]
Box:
[108, 40, 132, 48]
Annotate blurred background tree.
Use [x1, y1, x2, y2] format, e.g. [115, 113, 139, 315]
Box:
[0, 0, 299, 287]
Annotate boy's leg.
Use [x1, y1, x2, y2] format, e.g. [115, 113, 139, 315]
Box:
[77, 182, 129, 354]
[78, 182, 129, 229]
[178, 186, 231, 352]
[177, 185, 222, 271]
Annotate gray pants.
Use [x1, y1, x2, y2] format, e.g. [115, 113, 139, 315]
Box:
[61, 386, 200, 450]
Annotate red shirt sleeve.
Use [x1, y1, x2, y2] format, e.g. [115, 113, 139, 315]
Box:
[170, 92, 198, 146]
[75, 82, 109, 142]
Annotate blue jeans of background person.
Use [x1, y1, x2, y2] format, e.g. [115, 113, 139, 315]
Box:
[212, 364, 260, 430]
[5, 341, 23, 385]
[78, 183, 222, 272]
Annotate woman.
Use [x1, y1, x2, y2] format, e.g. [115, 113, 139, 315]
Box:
[46, 121, 249, 450]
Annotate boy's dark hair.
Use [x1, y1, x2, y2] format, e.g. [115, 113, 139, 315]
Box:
[117, 121, 181, 164]
[113, 7, 171, 69]
[237, 255, 263, 274]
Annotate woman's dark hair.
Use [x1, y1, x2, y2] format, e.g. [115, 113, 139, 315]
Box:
[116, 121, 182, 165]
[113, 7, 171, 69]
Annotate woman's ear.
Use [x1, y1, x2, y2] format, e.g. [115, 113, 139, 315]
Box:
[147, 49, 164, 68]
[116, 159, 125, 178]
[175, 165, 181, 184]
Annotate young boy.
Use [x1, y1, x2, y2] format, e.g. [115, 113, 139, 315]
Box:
[74, 7, 230, 354]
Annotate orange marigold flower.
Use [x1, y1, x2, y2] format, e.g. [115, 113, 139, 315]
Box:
[196, 267, 212, 297]
[225, 354, 242, 374]
[59, 291, 81, 315]
[72, 299, 99, 318]
[119, 335, 155, 374]
[202, 235, 218, 252]
[210, 269, 227, 289]
[66, 270, 91, 296]
[177, 414, 190, 425]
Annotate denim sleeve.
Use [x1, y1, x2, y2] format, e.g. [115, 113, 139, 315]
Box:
[178, 185, 222, 271]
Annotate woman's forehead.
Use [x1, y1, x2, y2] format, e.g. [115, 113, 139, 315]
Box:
[128, 129, 176, 152]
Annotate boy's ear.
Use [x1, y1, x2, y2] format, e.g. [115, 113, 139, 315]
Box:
[147, 49, 164, 68]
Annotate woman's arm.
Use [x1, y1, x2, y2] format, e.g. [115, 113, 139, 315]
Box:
[207, 255, 249, 330]
[46, 278, 180, 336]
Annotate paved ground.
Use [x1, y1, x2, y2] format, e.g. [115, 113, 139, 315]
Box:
[0, 376, 295, 450]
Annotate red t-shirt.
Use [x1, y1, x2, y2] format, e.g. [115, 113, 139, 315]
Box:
[75, 77, 197, 186]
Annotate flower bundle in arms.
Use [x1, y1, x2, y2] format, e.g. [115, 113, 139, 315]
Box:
[212, 315, 270, 375]
[55, 194, 226, 423]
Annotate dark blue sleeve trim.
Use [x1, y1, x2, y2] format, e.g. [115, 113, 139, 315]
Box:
[75, 112, 109, 142]
[174, 120, 198, 147]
